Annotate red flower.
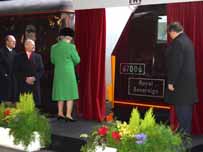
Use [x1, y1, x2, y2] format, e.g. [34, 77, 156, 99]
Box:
[98, 126, 108, 136]
[4, 109, 11, 116]
[112, 131, 121, 140]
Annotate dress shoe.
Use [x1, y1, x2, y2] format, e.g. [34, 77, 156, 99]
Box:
[65, 117, 77, 122]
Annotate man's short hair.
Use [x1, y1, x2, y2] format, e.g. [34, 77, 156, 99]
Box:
[168, 22, 184, 33]
[24, 39, 35, 46]
[5, 35, 14, 42]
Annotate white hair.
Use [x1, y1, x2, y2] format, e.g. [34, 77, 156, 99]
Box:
[24, 39, 35, 45]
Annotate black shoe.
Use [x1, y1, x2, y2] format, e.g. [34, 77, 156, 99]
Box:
[57, 116, 65, 120]
[65, 117, 77, 122]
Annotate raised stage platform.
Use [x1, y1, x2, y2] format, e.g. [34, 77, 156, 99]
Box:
[0, 117, 100, 152]
[0, 117, 203, 152]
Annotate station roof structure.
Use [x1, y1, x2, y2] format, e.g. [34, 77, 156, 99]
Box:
[0, 0, 73, 16]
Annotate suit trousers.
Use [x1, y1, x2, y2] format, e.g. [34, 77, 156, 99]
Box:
[175, 104, 193, 134]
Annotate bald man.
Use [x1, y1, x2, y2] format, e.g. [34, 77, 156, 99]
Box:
[0, 35, 17, 103]
[14, 39, 44, 106]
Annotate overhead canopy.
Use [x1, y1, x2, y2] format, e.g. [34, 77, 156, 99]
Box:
[73, 0, 202, 10]
[0, 0, 73, 16]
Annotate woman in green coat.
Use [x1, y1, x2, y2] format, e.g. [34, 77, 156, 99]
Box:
[51, 28, 80, 121]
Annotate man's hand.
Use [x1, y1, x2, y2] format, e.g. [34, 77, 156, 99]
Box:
[25, 77, 36, 85]
[168, 84, 175, 91]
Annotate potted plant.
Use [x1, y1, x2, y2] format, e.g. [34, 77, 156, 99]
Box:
[0, 93, 51, 151]
[80, 108, 190, 152]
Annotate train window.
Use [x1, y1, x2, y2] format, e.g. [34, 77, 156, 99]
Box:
[157, 16, 167, 43]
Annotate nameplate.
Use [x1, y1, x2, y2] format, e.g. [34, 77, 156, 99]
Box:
[120, 63, 145, 75]
[128, 78, 165, 98]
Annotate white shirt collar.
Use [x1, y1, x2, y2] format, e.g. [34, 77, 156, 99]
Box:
[6, 47, 12, 52]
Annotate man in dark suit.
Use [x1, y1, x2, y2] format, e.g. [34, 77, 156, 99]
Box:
[0, 35, 17, 103]
[14, 39, 44, 106]
[165, 22, 198, 134]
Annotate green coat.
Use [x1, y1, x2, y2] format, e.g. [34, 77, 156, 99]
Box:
[51, 40, 80, 101]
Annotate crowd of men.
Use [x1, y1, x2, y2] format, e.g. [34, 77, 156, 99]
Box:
[0, 35, 44, 106]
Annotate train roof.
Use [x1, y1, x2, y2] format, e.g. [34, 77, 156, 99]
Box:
[0, 0, 73, 16]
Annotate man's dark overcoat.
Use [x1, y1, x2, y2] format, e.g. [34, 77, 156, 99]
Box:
[165, 33, 198, 105]
[0, 47, 17, 102]
[14, 52, 44, 105]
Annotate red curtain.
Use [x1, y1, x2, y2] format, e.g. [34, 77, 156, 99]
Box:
[75, 9, 106, 121]
[167, 2, 203, 134]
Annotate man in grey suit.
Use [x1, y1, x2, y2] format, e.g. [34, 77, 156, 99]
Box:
[165, 22, 198, 134]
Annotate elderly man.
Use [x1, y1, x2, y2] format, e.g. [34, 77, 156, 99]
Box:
[165, 22, 198, 134]
[14, 39, 44, 106]
[0, 35, 17, 103]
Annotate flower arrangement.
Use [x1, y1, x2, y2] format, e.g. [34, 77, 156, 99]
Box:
[80, 108, 189, 152]
[0, 93, 51, 151]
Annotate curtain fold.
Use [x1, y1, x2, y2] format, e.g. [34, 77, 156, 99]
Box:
[75, 9, 106, 121]
[167, 2, 203, 134]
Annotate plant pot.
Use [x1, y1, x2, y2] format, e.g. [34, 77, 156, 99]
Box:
[0, 127, 42, 152]
[95, 146, 117, 152]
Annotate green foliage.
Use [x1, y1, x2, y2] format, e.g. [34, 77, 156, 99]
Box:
[0, 103, 6, 126]
[16, 93, 35, 113]
[81, 108, 188, 152]
[0, 93, 51, 150]
[8, 111, 51, 150]
[80, 128, 101, 152]
[142, 124, 185, 152]
[128, 108, 140, 134]
[140, 108, 156, 131]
